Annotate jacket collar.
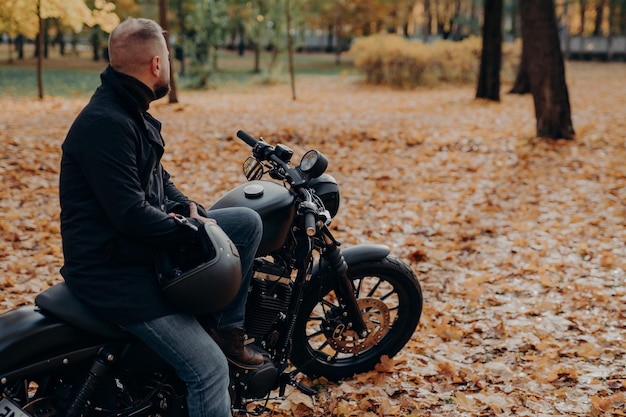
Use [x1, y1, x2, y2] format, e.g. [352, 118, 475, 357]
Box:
[100, 65, 164, 149]
[100, 65, 156, 114]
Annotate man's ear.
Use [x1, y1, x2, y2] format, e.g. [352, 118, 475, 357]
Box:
[151, 55, 161, 76]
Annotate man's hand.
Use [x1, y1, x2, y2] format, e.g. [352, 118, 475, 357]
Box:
[189, 202, 216, 225]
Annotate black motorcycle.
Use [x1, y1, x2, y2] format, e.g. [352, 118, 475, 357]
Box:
[0, 130, 422, 416]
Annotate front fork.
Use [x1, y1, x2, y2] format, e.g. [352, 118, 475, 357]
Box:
[277, 227, 367, 396]
[294, 188, 366, 335]
[319, 229, 368, 337]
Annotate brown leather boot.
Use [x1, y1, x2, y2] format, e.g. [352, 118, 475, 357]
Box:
[208, 327, 264, 369]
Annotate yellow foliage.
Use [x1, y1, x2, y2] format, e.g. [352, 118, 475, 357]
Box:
[348, 33, 521, 88]
[0, 0, 118, 38]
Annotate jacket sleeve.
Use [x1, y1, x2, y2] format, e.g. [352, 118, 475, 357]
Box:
[73, 118, 198, 249]
[163, 169, 188, 203]
[163, 169, 209, 217]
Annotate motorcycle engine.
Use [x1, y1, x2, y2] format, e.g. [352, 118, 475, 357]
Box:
[245, 261, 292, 350]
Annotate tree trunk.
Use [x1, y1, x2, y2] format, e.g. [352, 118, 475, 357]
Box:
[579, 0, 587, 36]
[43, 20, 50, 59]
[326, 23, 334, 52]
[253, 43, 261, 73]
[562, 0, 571, 59]
[37, 1, 44, 99]
[519, 0, 575, 139]
[470, 0, 480, 36]
[159, 0, 178, 103]
[16, 34, 24, 59]
[423, 0, 432, 41]
[510, 0, 519, 37]
[622, 0, 626, 60]
[593, 0, 605, 36]
[334, 16, 342, 64]
[285, 0, 296, 100]
[6, 38, 14, 63]
[509, 49, 530, 94]
[451, 0, 462, 39]
[177, 0, 186, 76]
[90, 28, 101, 61]
[606, 0, 617, 60]
[510, 9, 530, 95]
[476, 0, 503, 101]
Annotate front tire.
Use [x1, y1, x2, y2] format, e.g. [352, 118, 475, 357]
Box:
[290, 255, 422, 381]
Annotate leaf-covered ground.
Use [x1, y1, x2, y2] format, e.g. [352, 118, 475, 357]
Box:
[1, 61, 626, 416]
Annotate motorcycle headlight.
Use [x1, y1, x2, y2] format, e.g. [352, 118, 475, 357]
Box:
[300, 150, 328, 179]
[310, 174, 340, 218]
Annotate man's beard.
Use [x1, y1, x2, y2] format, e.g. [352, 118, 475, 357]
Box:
[154, 81, 170, 100]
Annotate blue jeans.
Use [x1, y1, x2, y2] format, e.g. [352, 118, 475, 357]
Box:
[123, 207, 263, 417]
[207, 207, 263, 329]
[123, 314, 231, 417]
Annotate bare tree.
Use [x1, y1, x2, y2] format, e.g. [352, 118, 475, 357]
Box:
[160, 0, 179, 103]
[519, 0, 574, 139]
[509, 3, 530, 94]
[476, 0, 503, 101]
[286, 0, 296, 100]
[37, 0, 44, 99]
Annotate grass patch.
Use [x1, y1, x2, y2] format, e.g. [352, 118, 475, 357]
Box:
[0, 66, 102, 97]
[208, 49, 354, 75]
[0, 48, 356, 97]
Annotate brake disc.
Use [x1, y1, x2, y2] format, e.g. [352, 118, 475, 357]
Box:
[326, 298, 390, 354]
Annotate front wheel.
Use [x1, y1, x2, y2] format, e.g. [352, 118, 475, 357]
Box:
[290, 255, 423, 381]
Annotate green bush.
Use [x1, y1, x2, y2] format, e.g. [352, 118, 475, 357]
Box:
[348, 34, 521, 88]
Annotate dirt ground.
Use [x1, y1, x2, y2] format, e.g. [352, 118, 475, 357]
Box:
[1, 61, 626, 416]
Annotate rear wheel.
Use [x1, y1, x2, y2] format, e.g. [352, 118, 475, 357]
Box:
[290, 256, 422, 381]
[5, 368, 185, 417]
[4, 372, 81, 417]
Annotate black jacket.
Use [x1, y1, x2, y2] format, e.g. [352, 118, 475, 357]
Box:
[60, 66, 203, 324]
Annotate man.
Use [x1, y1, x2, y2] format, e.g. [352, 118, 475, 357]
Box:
[59, 17, 263, 417]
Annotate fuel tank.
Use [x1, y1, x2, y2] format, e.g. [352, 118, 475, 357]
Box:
[211, 180, 295, 256]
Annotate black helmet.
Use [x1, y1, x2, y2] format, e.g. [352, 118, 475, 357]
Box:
[161, 223, 242, 314]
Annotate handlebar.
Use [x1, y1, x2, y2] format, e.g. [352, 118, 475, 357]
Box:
[237, 130, 277, 165]
[298, 190, 318, 237]
[237, 130, 258, 148]
[236, 129, 318, 189]
[304, 211, 317, 237]
[237, 129, 293, 181]
[237, 129, 323, 236]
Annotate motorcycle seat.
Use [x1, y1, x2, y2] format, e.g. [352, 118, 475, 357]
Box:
[35, 283, 129, 340]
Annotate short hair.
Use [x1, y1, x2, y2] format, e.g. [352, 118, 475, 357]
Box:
[108, 18, 166, 75]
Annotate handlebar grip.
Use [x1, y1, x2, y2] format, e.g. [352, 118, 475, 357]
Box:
[304, 212, 317, 237]
[237, 130, 258, 148]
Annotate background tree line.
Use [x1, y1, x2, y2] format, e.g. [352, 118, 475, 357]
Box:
[3, 0, 626, 67]
[3, 0, 620, 138]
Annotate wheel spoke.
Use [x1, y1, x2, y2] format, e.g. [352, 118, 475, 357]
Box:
[379, 288, 396, 301]
[307, 329, 325, 338]
[366, 277, 382, 298]
[313, 340, 330, 352]
[354, 278, 364, 298]
[320, 298, 337, 310]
